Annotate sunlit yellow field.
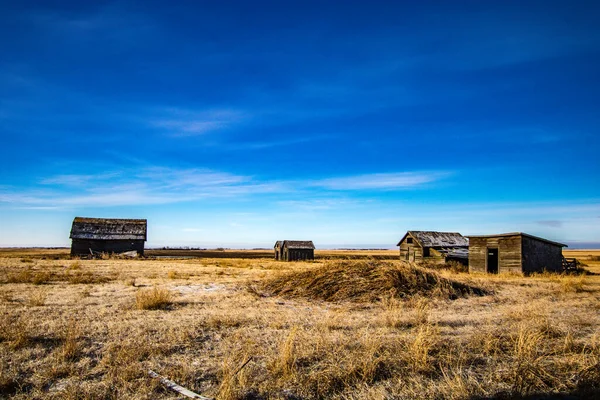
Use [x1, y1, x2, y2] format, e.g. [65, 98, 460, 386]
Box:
[1, 248, 599, 399]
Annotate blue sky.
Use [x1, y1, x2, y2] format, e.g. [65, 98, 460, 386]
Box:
[1, 1, 599, 248]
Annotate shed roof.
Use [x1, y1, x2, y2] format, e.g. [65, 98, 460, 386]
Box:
[438, 247, 469, 260]
[466, 232, 567, 247]
[282, 240, 315, 249]
[396, 231, 468, 247]
[274, 241, 282, 248]
[70, 217, 147, 241]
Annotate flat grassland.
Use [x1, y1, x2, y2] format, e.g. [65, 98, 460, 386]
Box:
[1, 249, 599, 399]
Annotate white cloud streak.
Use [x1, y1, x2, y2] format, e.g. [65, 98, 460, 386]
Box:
[311, 172, 450, 191]
[0, 168, 449, 208]
[151, 108, 246, 136]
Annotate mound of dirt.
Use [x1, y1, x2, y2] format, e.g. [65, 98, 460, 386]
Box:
[258, 260, 489, 302]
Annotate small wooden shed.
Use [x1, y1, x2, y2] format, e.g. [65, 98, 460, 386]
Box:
[278, 240, 315, 261]
[466, 232, 567, 274]
[397, 231, 469, 264]
[70, 217, 147, 256]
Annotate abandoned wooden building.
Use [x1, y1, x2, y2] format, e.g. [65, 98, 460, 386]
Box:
[70, 217, 148, 256]
[274, 240, 315, 261]
[397, 231, 469, 264]
[467, 232, 567, 274]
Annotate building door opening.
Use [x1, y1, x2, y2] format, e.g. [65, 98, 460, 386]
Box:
[487, 248, 499, 274]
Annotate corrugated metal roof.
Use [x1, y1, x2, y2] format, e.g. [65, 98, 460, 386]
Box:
[282, 240, 315, 249]
[70, 217, 147, 241]
[397, 231, 468, 247]
[438, 247, 469, 259]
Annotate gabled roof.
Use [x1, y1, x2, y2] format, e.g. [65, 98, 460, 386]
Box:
[397, 231, 468, 247]
[282, 240, 315, 249]
[274, 241, 282, 248]
[70, 217, 147, 241]
[466, 232, 567, 247]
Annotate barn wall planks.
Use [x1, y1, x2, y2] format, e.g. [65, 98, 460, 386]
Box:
[468, 233, 565, 274]
[283, 248, 314, 261]
[522, 235, 563, 273]
[468, 237, 488, 273]
[71, 239, 145, 256]
[498, 235, 522, 273]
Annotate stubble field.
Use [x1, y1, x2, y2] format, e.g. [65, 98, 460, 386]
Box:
[0, 249, 599, 399]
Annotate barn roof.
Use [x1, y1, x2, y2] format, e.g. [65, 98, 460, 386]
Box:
[466, 232, 567, 247]
[70, 217, 147, 241]
[396, 231, 468, 248]
[282, 240, 315, 249]
[274, 241, 282, 248]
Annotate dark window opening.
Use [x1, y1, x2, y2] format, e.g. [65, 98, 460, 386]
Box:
[407, 237, 413, 244]
[487, 248, 499, 274]
[423, 247, 430, 257]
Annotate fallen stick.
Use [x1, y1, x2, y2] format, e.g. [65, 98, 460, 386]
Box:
[148, 369, 213, 400]
[232, 356, 253, 377]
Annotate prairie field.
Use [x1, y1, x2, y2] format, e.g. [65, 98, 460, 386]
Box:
[0, 249, 599, 399]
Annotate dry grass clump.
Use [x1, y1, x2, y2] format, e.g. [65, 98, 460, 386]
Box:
[27, 289, 47, 306]
[532, 271, 589, 293]
[259, 259, 488, 302]
[5, 269, 52, 285]
[66, 271, 111, 284]
[558, 274, 587, 293]
[0, 317, 32, 350]
[135, 287, 174, 310]
[58, 319, 82, 362]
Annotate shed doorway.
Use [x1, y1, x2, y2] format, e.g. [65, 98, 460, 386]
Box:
[487, 248, 499, 273]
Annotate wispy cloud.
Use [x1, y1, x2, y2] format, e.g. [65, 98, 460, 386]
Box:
[0, 167, 278, 208]
[0, 168, 447, 208]
[536, 220, 563, 228]
[151, 108, 246, 136]
[311, 172, 451, 191]
[40, 172, 121, 186]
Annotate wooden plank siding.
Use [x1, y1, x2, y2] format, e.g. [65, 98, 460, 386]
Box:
[522, 235, 563, 273]
[71, 239, 145, 256]
[499, 235, 523, 273]
[274, 241, 283, 260]
[468, 237, 490, 273]
[283, 248, 314, 261]
[399, 240, 423, 262]
[468, 235, 522, 273]
[468, 233, 566, 274]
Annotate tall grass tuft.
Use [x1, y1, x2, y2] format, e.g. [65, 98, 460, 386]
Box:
[135, 287, 173, 310]
[60, 319, 82, 361]
[27, 289, 47, 306]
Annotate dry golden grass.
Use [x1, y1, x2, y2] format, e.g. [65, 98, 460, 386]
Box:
[0, 248, 599, 399]
[135, 287, 174, 310]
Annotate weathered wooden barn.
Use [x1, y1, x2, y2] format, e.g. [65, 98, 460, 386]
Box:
[467, 232, 567, 274]
[396, 231, 469, 264]
[276, 240, 315, 261]
[70, 217, 147, 256]
[274, 241, 283, 260]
